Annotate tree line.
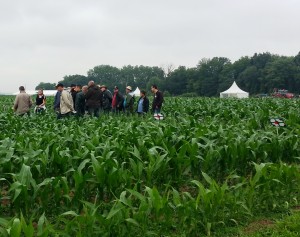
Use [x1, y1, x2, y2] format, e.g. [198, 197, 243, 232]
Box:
[36, 52, 300, 97]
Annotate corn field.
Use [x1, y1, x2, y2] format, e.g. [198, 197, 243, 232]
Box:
[0, 95, 300, 236]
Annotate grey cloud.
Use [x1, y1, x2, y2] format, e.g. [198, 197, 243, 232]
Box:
[1, 0, 300, 93]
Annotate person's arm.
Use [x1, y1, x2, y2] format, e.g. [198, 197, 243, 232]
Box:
[29, 96, 33, 108]
[42, 96, 46, 106]
[144, 97, 149, 113]
[156, 91, 163, 108]
[13, 95, 19, 111]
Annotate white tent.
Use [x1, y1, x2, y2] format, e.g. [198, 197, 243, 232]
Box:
[13, 90, 58, 96]
[220, 81, 249, 98]
[130, 87, 141, 97]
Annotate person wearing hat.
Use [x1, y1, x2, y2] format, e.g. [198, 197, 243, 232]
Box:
[100, 85, 112, 113]
[111, 86, 124, 113]
[123, 86, 135, 114]
[13, 86, 33, 116]
[56, 83, 76, 119]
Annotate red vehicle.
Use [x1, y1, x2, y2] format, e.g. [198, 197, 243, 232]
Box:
[272, 88, 294, 98]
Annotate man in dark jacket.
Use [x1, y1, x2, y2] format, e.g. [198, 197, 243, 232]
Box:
[75, 85, 88, 116]
[151, 84, 163, 113]
[85, 81, 102, 117]
[100, 85, 112, 113]
[53, 85, 61, 113]
[136, 90, 149, 115]
[111, 86, 124, 113]
[70, 84, 77, 108]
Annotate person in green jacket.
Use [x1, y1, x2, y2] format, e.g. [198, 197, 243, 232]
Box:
[123, 86, 135, 114]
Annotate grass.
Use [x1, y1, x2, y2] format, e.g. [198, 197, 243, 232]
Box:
[212, 209, 300, 237]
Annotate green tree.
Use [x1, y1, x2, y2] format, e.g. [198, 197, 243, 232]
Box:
[87, 65, 121, 90]
[59, 74, 88, 87]
[197, 57, 231, 96]
[35, 82, 56, 90]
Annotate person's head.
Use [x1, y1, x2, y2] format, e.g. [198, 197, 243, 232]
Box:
[56, 83, 64, 92]
[140, 90, 146, 98]
[88, 81, 95, 87]
[126, 86, 132, 94]
[82, 85, 88, 94]
[114, 86, 119, 92]
[100, 85, 107, 92]
[75, 85, 82, 92]
[151, 84, 158, 93]
[38, 89, 43, 95]
[19, 86, 25, 92]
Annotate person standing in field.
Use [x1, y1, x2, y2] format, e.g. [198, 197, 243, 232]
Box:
[13, 86, 33, 116]
[75, 85, 88, 117]
[85, 81, 102, 117]
[136, 90, 149, 115]
[151, 84, 164, 113]
[56, 83, 76, 119]
[70, 83, 77, 107]
[34, 89, 46, 113]
[100, 85, 112, 114]
[111, 86, 124, 113]
[53, 85, 61, 114]
[123, 86, 135, 114]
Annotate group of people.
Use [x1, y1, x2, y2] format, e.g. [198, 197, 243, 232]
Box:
[13, 81, 164, 119]
[13, 86, 46, 116]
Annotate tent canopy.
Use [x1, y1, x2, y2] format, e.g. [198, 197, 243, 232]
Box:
[13, 90, 58, 96]
[220, 81, 249, 98]
[130, 87, 140, 97]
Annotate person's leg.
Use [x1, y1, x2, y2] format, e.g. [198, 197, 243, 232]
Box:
[88, 107, 94, 116]
[94, 108, 100, 117]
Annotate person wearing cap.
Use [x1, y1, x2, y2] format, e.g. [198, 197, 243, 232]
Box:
[56, 83, 76, 119]
[100, 85, 112, 113]
[151, 84, 164, 113]
[111, 86, 124, 113]
[123, 86, 135, 114]
[136, 90, 149, 115]
[13, 86, 33, 116]
[85, 81, 102, 117]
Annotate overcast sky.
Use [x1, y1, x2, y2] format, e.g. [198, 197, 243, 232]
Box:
[1, 0, 299, 93]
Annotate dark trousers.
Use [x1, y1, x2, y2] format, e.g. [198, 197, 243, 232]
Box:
[88, 108, 100, 117]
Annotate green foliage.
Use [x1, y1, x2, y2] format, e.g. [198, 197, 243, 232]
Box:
[1, 96, 300, 236]
[35, 82, 56, 90]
